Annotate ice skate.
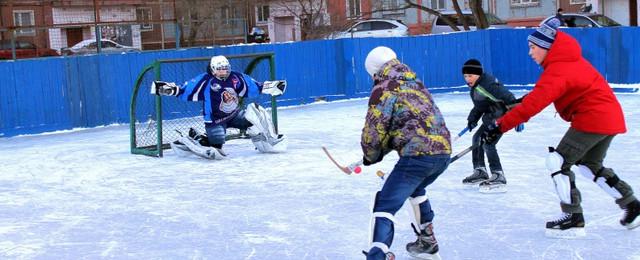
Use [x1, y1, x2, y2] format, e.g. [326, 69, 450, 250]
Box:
[545, 212, 586, 238]
[478, 170, 507, 193]
[462, 167, 489, 187]
[406, 223, 441, 260]
[361, 250, 395, 260]
[621, 200, 640, 230]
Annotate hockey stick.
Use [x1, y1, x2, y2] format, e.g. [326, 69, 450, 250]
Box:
[449, 143, 481, 164]
[451, 127, 470, 143]
[321, 146, 362, 174]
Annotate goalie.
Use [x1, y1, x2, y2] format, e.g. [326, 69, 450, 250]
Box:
[151, 55, 287, 159]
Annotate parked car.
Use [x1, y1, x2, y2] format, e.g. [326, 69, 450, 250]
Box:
[328, 19, 409, 39]
[431, 10, 511, 34]
[0, 40, 59, 60]
[61, 39, 140, 55]
[248, 27, 269, 43]
[542, 13, 621, 28]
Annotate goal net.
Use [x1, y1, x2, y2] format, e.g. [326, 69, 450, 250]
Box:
[129, 52, 278, 157]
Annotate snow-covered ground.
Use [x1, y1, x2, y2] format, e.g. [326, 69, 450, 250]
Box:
[1, 92, 639, 259]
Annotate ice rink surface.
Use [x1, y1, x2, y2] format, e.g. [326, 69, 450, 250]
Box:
[1, 92, 639, 259]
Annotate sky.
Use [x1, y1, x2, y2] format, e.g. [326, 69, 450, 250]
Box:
[1, 91, 639, 259]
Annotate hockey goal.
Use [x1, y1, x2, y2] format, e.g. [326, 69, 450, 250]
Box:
[129, 52, 279, 157]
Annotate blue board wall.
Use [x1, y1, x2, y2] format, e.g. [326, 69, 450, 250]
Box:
[0, 27, 638, 137]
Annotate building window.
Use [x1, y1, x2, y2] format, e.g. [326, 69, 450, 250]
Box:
[137, 7, 153, 31]
[430, 0, 446, 10]
[510, 0, 540, 6]
[570, 0, 586, 4]
[347, 0, 361, 18]
[13, 10, 35, 36]
[257, 5, 269, 23]
[221, 6, 238, 24]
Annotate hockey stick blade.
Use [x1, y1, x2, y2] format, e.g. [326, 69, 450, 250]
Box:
[321, 146, 360, 174]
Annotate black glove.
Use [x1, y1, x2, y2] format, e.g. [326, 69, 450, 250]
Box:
[481, 122, 502, 145]
[467, 120, 477, 132]
[362, 153, 384, 166]
[515, 93, 528, 104]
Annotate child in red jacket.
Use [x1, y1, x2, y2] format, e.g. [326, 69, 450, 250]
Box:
[482, 18, 639, 238]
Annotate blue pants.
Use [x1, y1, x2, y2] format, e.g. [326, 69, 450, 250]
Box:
[205, 110, 252, 146]
[367, 154, 450, 260]
[472, 123, 503, 172]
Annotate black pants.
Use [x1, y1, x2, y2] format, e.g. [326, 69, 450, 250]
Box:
[471, 124, 503, 172]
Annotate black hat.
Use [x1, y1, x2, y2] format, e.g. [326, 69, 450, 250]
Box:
[462, 59, 483, 75]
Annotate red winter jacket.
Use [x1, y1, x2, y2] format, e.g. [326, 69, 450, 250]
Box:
[497, 31, 626, 135]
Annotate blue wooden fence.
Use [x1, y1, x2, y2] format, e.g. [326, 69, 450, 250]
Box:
[1, 27, 639, 137]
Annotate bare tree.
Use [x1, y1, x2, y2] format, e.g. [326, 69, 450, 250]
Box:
[175, 0, 251, 46]
[451, 0, 470, 31]
[273, 0, 333, 40]
[469, 0, 489, 29]
[403, 0, 459, 31]
[403, 0, 490, 32]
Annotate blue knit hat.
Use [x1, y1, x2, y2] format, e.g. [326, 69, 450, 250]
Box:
[528, 18, 562, 50]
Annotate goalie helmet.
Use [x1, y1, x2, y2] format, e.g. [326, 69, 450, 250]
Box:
[365, 46, 397, 77]
[210, 55, 231, 80]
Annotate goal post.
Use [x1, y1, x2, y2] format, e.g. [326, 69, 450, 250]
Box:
[129, 52, 278, 157]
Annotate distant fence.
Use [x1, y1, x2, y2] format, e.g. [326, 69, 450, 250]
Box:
[1, 27, 639, 137]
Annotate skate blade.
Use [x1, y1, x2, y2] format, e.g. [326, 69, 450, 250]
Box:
[478, 184, 507, 193]
[408, 251, 441, 260]
[544, 227, 586, 239]
[623, 217, 640, 230]
[462, 181, 485, 189]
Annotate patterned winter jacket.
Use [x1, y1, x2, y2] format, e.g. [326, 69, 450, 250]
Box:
[361, 59, 451, 163]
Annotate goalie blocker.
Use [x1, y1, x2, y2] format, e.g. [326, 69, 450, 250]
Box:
[261, 80, 287, 96]
[151, 81, 180, 96]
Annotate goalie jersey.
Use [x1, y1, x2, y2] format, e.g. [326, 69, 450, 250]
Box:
[177, 71, 263, 125]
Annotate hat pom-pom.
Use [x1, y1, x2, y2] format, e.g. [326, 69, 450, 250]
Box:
[545, 17, 562, 29]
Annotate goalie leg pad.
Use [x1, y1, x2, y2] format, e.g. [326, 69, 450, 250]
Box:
[245, 103, 277, 139]
[251, 133, 287, 153]
[177, 136, 226, 160]
[244, 103, 287, 153]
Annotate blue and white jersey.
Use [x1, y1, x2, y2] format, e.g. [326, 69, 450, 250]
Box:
[177, 71, 263, 125]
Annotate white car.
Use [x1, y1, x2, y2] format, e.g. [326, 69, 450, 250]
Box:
[431, 10, 511, 34]
[61, 39, 140, 55]
[329, 19, 409, 39]
[541, 13, 621, 28]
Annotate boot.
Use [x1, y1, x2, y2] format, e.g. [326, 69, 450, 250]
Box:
[406, 223, 441, 260]
[479, 170, 507, 193]
[545, 212, 586, 238]
[621, 200, 640, 230]
[462, 167, 489, 186]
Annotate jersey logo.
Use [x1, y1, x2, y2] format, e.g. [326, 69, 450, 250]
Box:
[219, 88, 239, 113]
[210, 82, 222, 91]
[231, 76, 239, 88]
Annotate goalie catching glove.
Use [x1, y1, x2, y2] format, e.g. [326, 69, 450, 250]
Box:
[151, 81, 180, 96]
[261, 80, 287, 96]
